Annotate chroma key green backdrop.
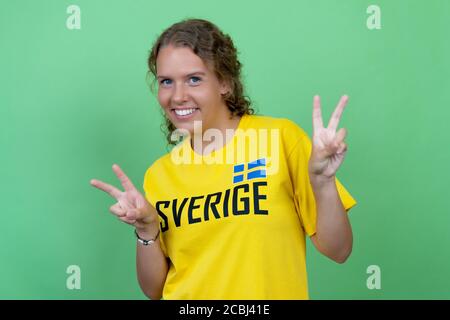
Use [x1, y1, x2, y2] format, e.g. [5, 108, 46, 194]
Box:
[1, 0, 449, 299]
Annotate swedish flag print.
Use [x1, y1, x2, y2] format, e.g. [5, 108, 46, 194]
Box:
[233, 158, 267, 184]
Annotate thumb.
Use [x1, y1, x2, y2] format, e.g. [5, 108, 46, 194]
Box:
[128, 207, 150, 221]
[335, 127, 347, 143]
[126, 208, 140, 221]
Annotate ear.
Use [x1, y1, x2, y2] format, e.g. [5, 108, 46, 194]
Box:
[219, 80, 232, 96]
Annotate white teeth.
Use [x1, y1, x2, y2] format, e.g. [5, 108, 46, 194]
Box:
[174, 108, 197, 116]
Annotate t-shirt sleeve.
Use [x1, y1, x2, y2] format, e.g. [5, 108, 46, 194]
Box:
[143, 165, 169, 258]
[285, 122, 357, 237]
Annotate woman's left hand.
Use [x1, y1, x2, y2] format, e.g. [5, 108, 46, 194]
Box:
[308, 95, 349, 181]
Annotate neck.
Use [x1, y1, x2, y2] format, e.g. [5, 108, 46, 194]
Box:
[191, 113, 242, 156]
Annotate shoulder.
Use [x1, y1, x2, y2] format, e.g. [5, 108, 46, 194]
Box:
[245, 114, 312, 159]
[245, 114, 309, 140]
[143, 135, 192, 181]
[143, 151, 173, 183]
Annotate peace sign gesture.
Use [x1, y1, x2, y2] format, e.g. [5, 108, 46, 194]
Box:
[308, 95, 349, 181]
[90, 164, 158, 231]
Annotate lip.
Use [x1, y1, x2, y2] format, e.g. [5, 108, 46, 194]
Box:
[171, 107, 200, 120]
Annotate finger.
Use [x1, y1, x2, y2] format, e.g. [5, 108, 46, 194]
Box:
[327, 95, 349, 131]
[90, 179, 122, 199]
[335, 127, 347, 144]
[329, 128, 347, 152]
[312, 95, 323, 133]
[112, 164, 137, 192]
[337, 142, 347, 155]
[125, 208, 144, 221]
[110, 203, 126, 217]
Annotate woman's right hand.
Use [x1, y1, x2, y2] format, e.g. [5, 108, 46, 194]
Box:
[90, 164, 159, 234]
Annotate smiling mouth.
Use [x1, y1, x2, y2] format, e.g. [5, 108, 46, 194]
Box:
[171, 108, 200, 117]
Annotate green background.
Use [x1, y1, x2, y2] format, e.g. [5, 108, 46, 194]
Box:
[1, 0, 449, 299]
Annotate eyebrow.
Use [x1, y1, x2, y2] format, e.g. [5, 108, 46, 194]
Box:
[156, 71, 206, 79]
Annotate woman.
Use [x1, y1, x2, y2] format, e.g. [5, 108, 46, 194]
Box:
[90, 18, 356, 300]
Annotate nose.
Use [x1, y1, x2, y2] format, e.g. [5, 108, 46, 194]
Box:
[172, 83, 188, 105]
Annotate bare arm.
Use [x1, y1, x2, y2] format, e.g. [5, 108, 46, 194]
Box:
[308, 95, 353, 263]
[135, 221, 169, 299]
[309, 177, 352, 263]
[91, 164, 169, 299]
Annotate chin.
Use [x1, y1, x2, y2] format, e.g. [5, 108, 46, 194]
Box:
[175, 123, 195, 134]
[164, 109, 205, 140]
[172, 116, 203, 131]
[166, 121, 193, 142]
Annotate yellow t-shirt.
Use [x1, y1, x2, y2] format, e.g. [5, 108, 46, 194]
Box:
[143, 114, 357, 300]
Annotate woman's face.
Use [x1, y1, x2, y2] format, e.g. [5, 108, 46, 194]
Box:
[156, 45, 230, 137]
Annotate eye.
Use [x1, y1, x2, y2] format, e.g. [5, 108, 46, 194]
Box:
[159, 79, 172, 86]
[189, 76, 201, 85]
